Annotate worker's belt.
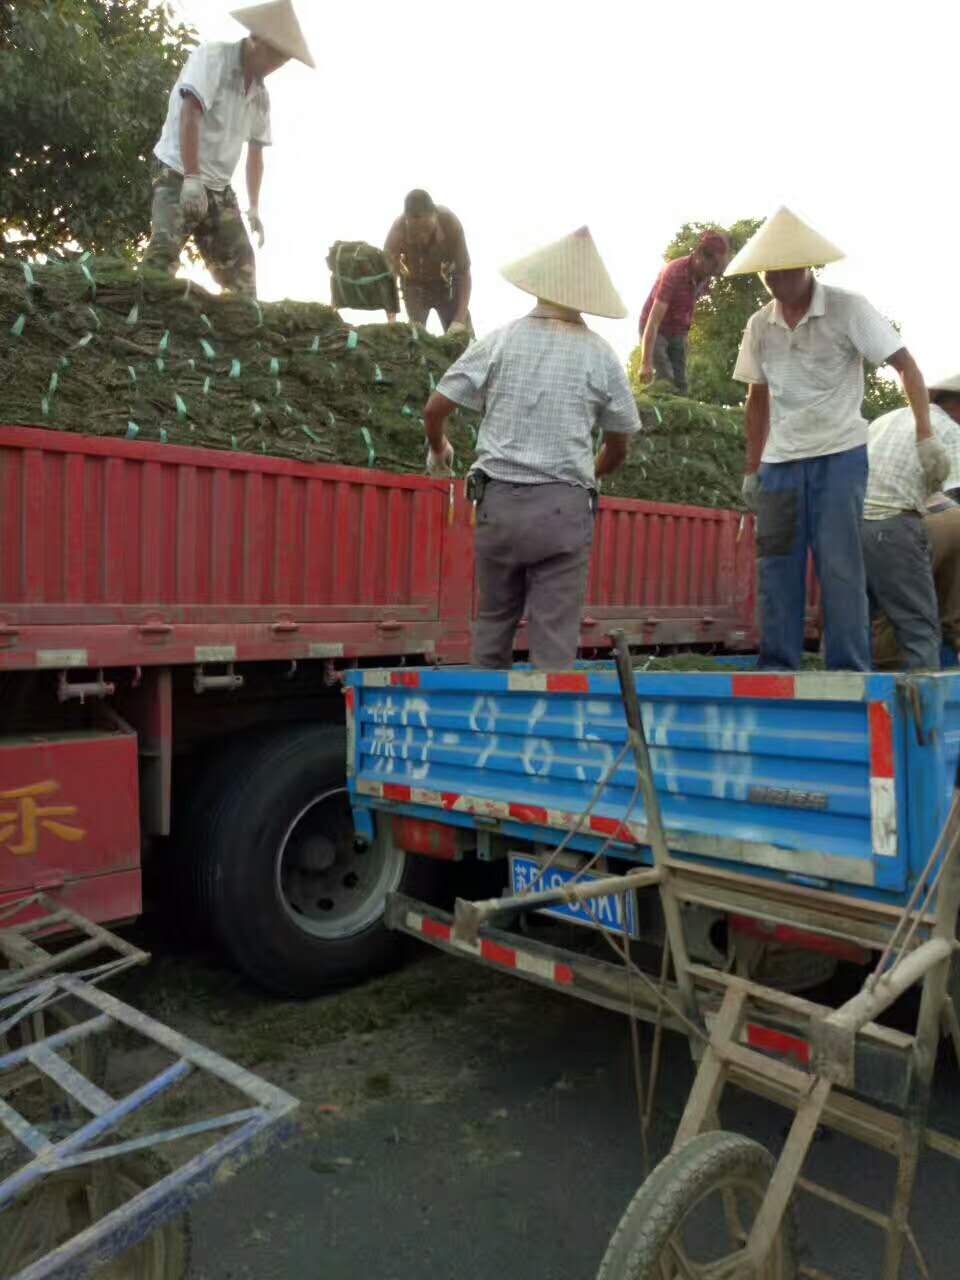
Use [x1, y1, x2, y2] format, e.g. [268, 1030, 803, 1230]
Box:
[469, 474, 598, 516]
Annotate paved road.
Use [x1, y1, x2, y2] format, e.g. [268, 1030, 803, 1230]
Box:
[156, 949, 960, 1280]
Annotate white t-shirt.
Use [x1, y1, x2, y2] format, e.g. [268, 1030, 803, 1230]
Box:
[154, 41, 271, 191]
[733, 281, 902, 463]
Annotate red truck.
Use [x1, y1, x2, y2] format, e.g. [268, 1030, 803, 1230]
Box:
[0, 423, 767, 994]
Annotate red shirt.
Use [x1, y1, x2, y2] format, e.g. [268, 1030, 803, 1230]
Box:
[639, 254, 712, 338]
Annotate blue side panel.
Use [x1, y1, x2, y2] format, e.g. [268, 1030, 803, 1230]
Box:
[346, 667, 954, 902]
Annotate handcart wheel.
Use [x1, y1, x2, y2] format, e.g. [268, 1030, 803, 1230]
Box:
[597, 1132, 797, 1279]
[0, 1152, 189, 1279]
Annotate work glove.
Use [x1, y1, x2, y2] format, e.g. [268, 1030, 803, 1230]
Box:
[917, 436, 950, 495]
[426, 439, 455, 477]
[179, 175, 208, 223]
[741, 472, 760, 513]
[446, 321, 469, 338]
[246, 207, 265, 249]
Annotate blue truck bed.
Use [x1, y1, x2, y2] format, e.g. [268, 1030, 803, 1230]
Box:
[346, 666, 960, 907]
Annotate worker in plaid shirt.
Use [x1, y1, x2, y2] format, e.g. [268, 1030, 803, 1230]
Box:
[422, 228, 640, 670]
[866, 374, 960, 669]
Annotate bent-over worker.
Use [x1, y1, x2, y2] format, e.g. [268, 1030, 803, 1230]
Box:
[144, 0, 314, 296]
[873, 374, 960, 667]
[638, 230, 729, 392]
[384, 190, 472, 335]
[422, 228, 640, 670]
[729, 206, 940, 671]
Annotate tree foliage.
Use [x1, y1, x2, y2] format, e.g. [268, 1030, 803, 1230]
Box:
[0, 0, 196, 259]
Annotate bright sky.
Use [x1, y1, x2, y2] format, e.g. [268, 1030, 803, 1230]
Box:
[175, 0, 957, 381]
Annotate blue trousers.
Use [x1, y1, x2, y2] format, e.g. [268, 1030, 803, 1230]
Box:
[756, 446, 870, 671]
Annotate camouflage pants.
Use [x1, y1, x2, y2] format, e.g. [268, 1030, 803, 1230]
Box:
[144, 162, 257, 296]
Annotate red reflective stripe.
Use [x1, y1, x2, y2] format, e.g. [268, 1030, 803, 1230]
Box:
[421, 918, 452, 942]
[383, 783, 412, 802]
[481, 939, 517, 969]
[440, 792, 461, 810]
[391, 671, 421, 687]
[590, 815, 629, 840]
[732, 674, 795, 699]
[554, 963, 574, 986]
[509, 802, 549, 825]
[869, 701, 895, 779]
[547, 673, 590, 693]
[746, 1023, 810, 1066]
[344, 686, 355, 713]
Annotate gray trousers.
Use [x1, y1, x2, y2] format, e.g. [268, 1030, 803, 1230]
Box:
[653, 333, 688, 394]
[862, 514, 940, 670]
[473, 480, 594, 670]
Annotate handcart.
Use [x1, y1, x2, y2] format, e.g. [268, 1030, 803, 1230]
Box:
[430, 637, 960, 1278]
[0, 894, 299, 1279]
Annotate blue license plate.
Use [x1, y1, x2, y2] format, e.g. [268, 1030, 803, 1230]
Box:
[508, 855, 639, 937]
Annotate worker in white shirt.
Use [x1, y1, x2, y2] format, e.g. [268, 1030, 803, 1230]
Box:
[871, 374, 960, 668]
[729, 207, 945, 671]
[144, 0, 314, 295]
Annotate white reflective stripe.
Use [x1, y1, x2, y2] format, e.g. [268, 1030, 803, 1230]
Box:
[507, 672, 548, 692]
[793, 673, 866, 702]
[515, 950, 558, 982]
[357, 779, 384, 798]
[195, 645, 235, 662]
[871, 777, 897, 857]
[411, 788, 443, 806]
[362, 671, 393, 687]
[310, 642, 344, 658]
[36, 649, 87, 668]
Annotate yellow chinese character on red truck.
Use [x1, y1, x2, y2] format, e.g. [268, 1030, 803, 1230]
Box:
[0, 781, 86, 856]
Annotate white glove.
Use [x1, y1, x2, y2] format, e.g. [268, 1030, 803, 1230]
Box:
[246, 207, 265, 249]
[179, 174, 208, 222]
[446, 321, 468, 337]
[741, 472, 760, 513]
[426, 439, 455, 477]
[918, 436, 950, 495]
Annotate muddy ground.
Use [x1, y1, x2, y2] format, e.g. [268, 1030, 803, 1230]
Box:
[103, 937, 960, 1280]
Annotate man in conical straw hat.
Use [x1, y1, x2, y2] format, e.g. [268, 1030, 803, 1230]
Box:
[872, 373, 960, 668]
[145, 0, 314, 296]
[424, 228, 640, 670]
[729, 206, 947, 671]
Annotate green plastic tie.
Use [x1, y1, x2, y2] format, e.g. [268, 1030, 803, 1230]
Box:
[652, 405, 662, 424]
[10, 314, 26, 337]
[199, 339, 216, 359]
[346, 330, 359, 350]
[428, 373, 436, 391]
[158, 330, 170, 352]
[229, 358, 241, 378]
[41, 396, 50, 417]
[310, 336, 320, 353]
[159, 427, 168, 444]
[22, 263, 35, 287]
[86, 306, 101, 329]
[283, 402, 294, 416]
[80, 261, 96, 297]
[155, 357, 165, 374]
[251, 400, 263, 418]
[250, 299, 263, 326]
[126, 304, 139, 327]
[231, 435, 239, 450]
[59, 355, 71, 370]
[182, 279, 192, 301]
[186, 358, 196, 372]
[201, 313, 212, 331]
[269, 357, 280, 375]
[401, 405, 414, 417]
[374, 365, 383, 383]
[301, 424, 322, 444]
[74, 332, 94, 349]
[48, 371, 59, 396]
[470, 425, 478, 444]
[273, 378, 282, 397]
[203, 376, 212, 395]
[128, 366, 137, 384]
[327, 410, 335, 427]
[126, 421, 140, 439]
[360, 426, 376, 466]
[79, 250, 93, 264]
[174, 393, 188, 420]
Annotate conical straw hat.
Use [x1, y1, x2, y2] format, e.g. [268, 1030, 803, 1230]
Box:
[231, 0, 315, 68]
[501, 227, 627, 319]
[929, 372, 960, 395]
[724, 206, 845, 277]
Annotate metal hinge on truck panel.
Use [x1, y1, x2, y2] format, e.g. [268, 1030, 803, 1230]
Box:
[57, 670, 115, 703]
[193, 663, 244, 694]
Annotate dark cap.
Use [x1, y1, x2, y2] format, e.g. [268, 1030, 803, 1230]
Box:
[697, 231, 729, 257]
[404, 189, 436, 218]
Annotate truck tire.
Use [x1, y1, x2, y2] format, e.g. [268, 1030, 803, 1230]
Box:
[597, 1132, 797, 1280]
[186, 726, 440, 996]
